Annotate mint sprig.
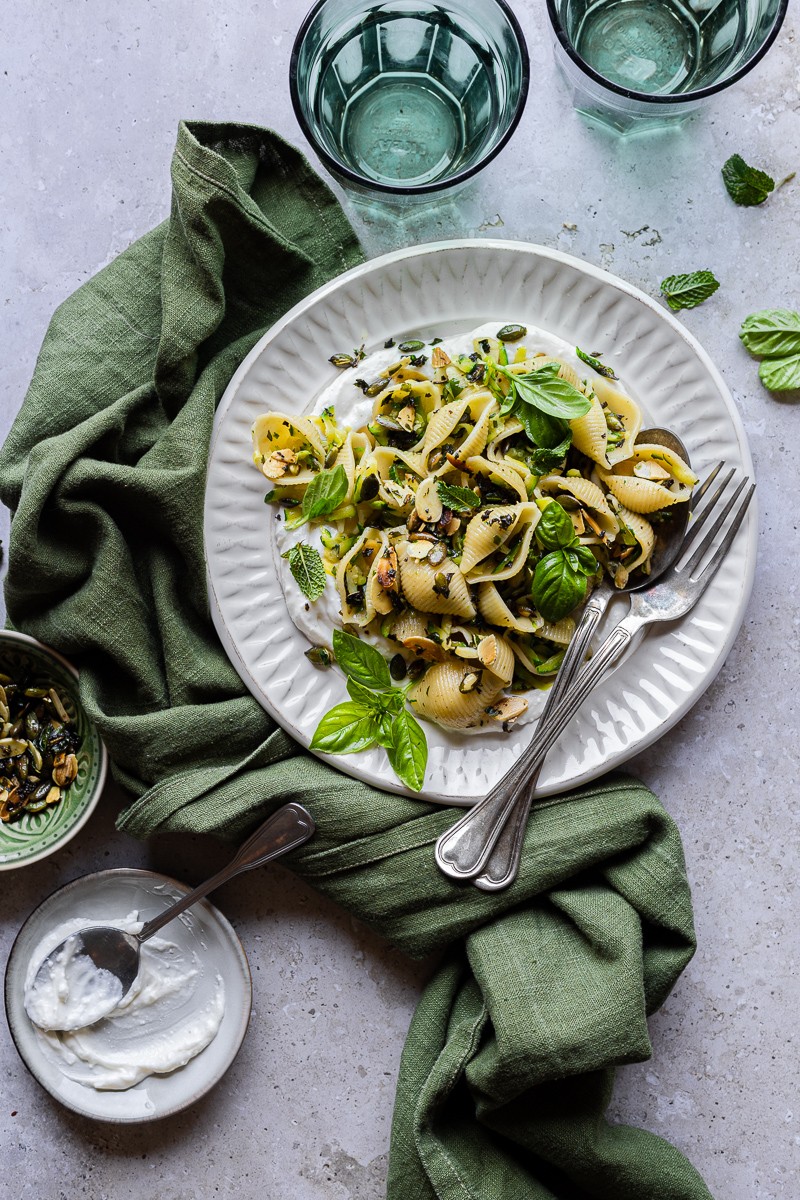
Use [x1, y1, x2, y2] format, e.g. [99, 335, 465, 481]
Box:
[309, 630, 429, 791]
[281, 543, 327, 602]
[436, 481, 481, 512]
[660, 271, 720, 312]
[284, 464, 349, 530]
[722, 154, 775, 206]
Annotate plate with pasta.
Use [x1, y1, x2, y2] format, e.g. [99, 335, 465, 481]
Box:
[204, 241, 756, 804]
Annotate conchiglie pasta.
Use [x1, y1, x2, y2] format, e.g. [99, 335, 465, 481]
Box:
[538, 476, 619, 536]
[598, 445, 697, 513]
[252, 413, 326, 484]
[610, 500, 655, 574]
[410, 392, 496, 474]
[336, 527, 386, 627]
[462, 456, 528, 502]
[461, 503, 540, 584]
[409, 660, 503, 730]
[397, 542, 476, 620]
[477, 583, 541, 634]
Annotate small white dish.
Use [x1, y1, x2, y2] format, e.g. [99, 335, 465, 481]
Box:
[4, 868, 252, 1122]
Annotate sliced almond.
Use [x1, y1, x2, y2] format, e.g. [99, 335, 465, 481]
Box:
[431, 346, 451, 368]
[486, 695, 528, 724]
[415, 476, 443, 524]
[396, 404, 417, 431]
[633, 460, 671, 482]
[263, 447, 297, 480]
[405, 541, 432, 560]
[376, 548, 399, 593]
[402, 636, 446, 662]
[477, 635, 498, 668]
[444, 516, 461, 537]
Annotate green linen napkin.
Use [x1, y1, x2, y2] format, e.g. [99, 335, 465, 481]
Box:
[0, 121, 713, 1200]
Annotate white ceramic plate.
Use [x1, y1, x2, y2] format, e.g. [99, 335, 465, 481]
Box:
[204, 240, 756, 804]
[5, 869, 252, 1122]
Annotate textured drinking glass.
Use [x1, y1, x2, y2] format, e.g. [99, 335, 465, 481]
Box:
[547, 0, 789, 133]
[290, 0, 529, 201]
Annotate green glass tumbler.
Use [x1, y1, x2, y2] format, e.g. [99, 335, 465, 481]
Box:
[290, 0, 529, 200]
[547, 0, 789, 133]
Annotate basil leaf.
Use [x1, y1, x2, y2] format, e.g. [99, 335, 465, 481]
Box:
[528, 434, 572, 475]
[375, 710, 397, 750]
[302, 464, 349, 521]
[309, 702, 380, 755]
[512, 399, 571, 450]
[332, 629, 392, 690]
[739, 309, 800, 357]
[572, 544, 600, 575]
[660, 271, 720, 312]
[281, 543, 327, 602]
[759, 353, 800, 392]
[346, 676, 404, 713]
[436, 481, 481, 511]
[575, 346, 617, 379]
[507, 362, 592, 419]
[386, 709, 428, 792]
[722, 154, 775, 206]
[531, 551, 587, 623]
[536, 502, 578, 551]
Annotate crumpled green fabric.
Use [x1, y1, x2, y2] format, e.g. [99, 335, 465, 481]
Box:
[0, 121, 713, 1200]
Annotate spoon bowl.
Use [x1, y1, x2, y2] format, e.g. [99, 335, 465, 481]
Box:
[26, 802, 315, 1032]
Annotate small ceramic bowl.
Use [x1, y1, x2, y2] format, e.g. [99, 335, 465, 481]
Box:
[0, 630, 107, 869]
[5, 868, 253, 1121]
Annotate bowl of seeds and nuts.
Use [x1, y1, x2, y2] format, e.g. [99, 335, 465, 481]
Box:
[0, 631, 107, 869]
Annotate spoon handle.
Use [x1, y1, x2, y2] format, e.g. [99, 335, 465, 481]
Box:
[138, 803, 316, 943]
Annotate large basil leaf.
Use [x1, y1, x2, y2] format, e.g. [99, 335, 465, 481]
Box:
[309, 702, 380, 755]
[531, 551, 587, 622]
[508, 362, 592, 419]
[535, 502, 577, 551]
[333, 629, 392, 690]
[386, 709, 428, 792]
[512, 400, 571, 450]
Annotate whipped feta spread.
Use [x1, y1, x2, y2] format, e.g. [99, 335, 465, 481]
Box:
[24, 914, 225, 1091]
[273, 321, 626, 732]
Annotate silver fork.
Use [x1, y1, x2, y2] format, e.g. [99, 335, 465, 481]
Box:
[435, 469, 755, 890]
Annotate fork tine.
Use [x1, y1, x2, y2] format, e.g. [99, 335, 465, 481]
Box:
[678, 466, 736, 555]
[691, 460, 724, 510]
[684, 479, 755, 580]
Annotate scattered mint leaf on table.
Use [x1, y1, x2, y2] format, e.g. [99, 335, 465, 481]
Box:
[739, 310, 800, 357]
[660, 271, 720, 312]
[722, 154, 775, 206]
[759, 354, 800, 392]
[281, 543, 327, 602]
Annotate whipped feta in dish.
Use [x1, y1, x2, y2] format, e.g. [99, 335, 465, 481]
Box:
[24, 914, 225, 1091]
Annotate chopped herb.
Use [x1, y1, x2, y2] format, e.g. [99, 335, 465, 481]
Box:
[281, 543, 327, 601]
[721, 154, 775, 206]
[384, 337, 395, 348]
[660, 271, 720, 312]
[576, 346, 618, 379]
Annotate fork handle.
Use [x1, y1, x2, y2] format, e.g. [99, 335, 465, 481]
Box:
[470, 612, 642, 892]
[435, 586, 613, 883]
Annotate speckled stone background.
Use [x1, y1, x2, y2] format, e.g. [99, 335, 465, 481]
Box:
[1, 2, 799, 1197]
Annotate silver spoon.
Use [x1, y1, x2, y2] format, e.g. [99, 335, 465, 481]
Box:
[26, 802, 315, 1031]
[435, 428, 695, 890]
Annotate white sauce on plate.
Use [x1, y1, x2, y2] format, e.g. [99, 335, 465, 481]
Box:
[273, 321, 623, 732]
[24, 914, 225, 1091]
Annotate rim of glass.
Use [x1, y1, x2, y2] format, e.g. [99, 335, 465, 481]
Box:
[545, 0, 789, 105]
[289, 0, 531, 195]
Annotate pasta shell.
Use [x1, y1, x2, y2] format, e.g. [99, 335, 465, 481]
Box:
[593, 378, 642, 464]
[409, 660, 503, 730]
[412, 391, 495, 474]
[477, 634, 515, 685]
[397, 542, 476, 620]
[477, 583, 541, 634]
[538, 476, 619, 535]
[463, 456, 528, 502]
[252, 412, 326, 485]
[461, 503, 540, 583]
[336, 527, 385, 627]
[598, 446, 696, 513]
[609, 500, 655, 574]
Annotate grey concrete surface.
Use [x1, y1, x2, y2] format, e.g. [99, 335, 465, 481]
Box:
[1, 2, 799, 1197]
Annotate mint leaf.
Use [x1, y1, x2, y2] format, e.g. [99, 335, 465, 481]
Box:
[740, 309, 800, 357]
[722, 154, 775, 206]
[535, 502, 578, 551]
[436, 481, 481, 512]
[332, 629, 392, 691]
[531, 552, 587, 623]
[303, 464, 348, 520]
[576, 346, 617, 379]
[529, 435, 572, 475]
[281, 543, 327, 602]
[309, 702, 380, 754]
[386, 710, 428, 792]
[502, 362, 592, 419]
[660, 271, 720, 312]
[759, 353, 800, 392]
